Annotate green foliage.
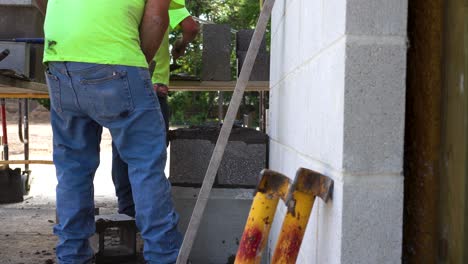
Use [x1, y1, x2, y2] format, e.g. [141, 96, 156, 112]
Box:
[168, 0, 267, 126]
[187, 0, 261, 28]
[36, 99, 50, 110]
[170, 30, 202, 77]
[168, 91, 217, 125]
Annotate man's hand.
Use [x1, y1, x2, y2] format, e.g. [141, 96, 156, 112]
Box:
[140, 0, 171, 64]
[33, 0, 48, 15]
[171, 16, 199, 60]
[171, 39, 187, 60]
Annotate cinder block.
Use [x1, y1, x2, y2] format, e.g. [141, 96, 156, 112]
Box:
[346, 0, 407, 36]
[343, 39, 406, 174]
[169, 127, 268, 187]
[341, 175, 403, 263]
[237, 51, 270, 81]
[201, 24, 232, 81]
[218, 142, 267, 186]
[94, 214, 137, 264]
[269, 39, 346, 170]
[169, 139, 213, 185]
[0, 42, 30, 77]
[171, 187, 270, 264]
[236, 29, 267, 53]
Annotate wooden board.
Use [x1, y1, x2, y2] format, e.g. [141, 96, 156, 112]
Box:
[0, 85, 49, 99]
[0, 76, 48, 92]
[0, 75, 269, 99]
[170, 80, 269, 91]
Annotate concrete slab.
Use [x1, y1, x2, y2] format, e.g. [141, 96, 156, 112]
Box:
[172, 187, 265, 264]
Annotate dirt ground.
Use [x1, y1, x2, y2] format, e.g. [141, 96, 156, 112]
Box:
[0, 100, 151, 264]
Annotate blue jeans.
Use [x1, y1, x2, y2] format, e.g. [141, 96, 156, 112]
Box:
[46, 62, 182, 264]
[112, 95, 169, 218]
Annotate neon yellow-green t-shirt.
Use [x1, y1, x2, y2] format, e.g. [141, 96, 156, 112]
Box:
[43, 0, 147, 68]
[151, 6, 191, 85]
[170, 0, 185, 9]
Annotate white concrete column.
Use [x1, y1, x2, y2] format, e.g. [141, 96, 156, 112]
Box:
[268, 0, 407, 263]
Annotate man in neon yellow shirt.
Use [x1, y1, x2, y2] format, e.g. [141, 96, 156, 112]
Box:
[111, 1, 199, 221]
[153, 5, 199, 133]
[36, 0, 182, 263]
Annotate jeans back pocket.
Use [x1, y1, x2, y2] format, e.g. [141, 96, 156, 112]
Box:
[80, 67, 134, 121]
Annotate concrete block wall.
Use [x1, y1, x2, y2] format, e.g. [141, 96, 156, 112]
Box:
[268, 0, 407, 263]
[169, 127, 268, 187]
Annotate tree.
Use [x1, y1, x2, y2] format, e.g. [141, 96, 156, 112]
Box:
[169, 0, 267, 126]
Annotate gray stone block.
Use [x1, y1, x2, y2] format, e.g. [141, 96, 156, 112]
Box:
[0, 42, 30, 77]
[236, 29, 267, 52]
[201, 24, 232, 81]
[218, 142, 266, 186]
[346, 0, 407, 36]
[237, 51, 270, 81]
[169, 139, 213, 185]
[169, 127, 268, 187]
[341, 175, 403, 264]
[0, 5, 44, 39]
[172, 187, 269, 264]
[343, 39, 406, 174]
[94, 214, 137, 263]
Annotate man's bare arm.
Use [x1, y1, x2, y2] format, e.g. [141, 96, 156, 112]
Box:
[33, 0, 48, 15]
[172, 16, 200, 60]
[140, 0, 170, 64]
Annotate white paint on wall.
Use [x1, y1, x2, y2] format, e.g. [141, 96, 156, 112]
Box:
[268, 0, 408, 262]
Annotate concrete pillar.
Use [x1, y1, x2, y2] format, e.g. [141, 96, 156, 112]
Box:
[268, 0, 407, 263]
